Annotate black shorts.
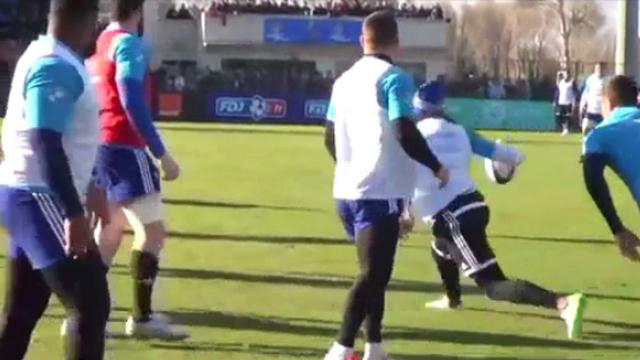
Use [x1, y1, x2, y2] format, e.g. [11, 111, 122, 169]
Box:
[431, 191, 497, 277]
[585, 112, 604, 123]
[556, 104, 572, 117]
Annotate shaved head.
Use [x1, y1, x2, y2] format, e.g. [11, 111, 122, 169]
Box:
[361, 11, 399, 51]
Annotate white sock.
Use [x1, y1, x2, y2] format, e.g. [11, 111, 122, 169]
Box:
[328, 342, 353, 357]
[364, 342, 385, 358]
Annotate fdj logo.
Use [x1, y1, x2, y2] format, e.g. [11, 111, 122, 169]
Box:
[305, 100, 329, 119]
[216, 96, 287, 121]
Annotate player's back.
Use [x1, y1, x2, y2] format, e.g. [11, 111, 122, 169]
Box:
[585, 107, 640, 200]
[413, 117, 475, 218]
[89, 24, 149, 148]
[330, 55, 416, 200]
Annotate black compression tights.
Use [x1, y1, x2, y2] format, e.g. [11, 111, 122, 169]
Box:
[337, 215, 400, 347]
[0, 254, 110, 360]
[432, 252, 559, 310]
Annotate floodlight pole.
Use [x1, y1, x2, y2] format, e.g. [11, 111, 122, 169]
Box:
[616, 0, 639, 78]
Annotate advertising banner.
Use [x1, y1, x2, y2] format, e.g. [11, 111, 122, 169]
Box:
[205, 91, 555, 130]
[207, 92, 328, 124]
[159, 93, 184, 117]
[263, 17, 362, 44]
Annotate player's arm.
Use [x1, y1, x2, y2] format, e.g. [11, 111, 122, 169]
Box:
[114, 35, 167, 159]
[324, 91, 337, 161]
[324, 121, 336, 161]
[579, 78, 590, 113]
[383, 72, 445, 179]
[582, 153, 624, 234]
[467, 130, 525, 166]
[25, 58, 84, 218]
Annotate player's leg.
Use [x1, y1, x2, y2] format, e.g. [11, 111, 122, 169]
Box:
[560, 106, 570, 135]
[326, 200, 400, 360]
[445, 207, 560, 307]
[582, 113, 601, 136]
[41, 255, 110, 360]
[425, 238, 462, 310]
[122, 192, 188, 339]
[94, 202, 128, 266]
[0, 254, 52, 360]
[0, 189, 110, 359]
[555, 106, 563, 133]
[0, 188, 56, 359]
[450, 207, 587, 338]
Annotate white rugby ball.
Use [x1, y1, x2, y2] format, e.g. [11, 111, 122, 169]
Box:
[484, 158, 516, 185]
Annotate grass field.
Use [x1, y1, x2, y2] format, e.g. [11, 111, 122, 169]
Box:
[3, 123, 640, 359]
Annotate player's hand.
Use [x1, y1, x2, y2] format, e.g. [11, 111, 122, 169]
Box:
[513, 148, 526, 166]
[399, 210, 415, 239]
[160, 153, 181, 182]
[436, 166, 450, 188]
[86, 183, 110, 229]
[65, 215, 95, 258]
[614, 229, 640, 262]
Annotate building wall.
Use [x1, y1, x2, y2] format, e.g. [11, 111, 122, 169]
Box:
[144, 1, 451, 78]
[202, 14, 448, 49]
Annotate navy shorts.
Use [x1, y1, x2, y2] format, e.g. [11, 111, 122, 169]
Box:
[0, 187, 67, 269]
[586, 113, 604, 123]
[337, 199, 403, 240]
[94, 145, 161, 204]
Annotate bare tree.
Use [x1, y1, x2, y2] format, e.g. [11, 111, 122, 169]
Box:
[547, 0, 599, 71]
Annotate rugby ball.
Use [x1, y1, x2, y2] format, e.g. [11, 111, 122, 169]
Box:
[484, 158, 516, 185]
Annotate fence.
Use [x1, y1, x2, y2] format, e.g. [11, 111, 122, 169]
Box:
[159, 91, 556, 131]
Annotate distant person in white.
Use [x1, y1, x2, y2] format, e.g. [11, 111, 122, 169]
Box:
[554, 71, 578, 136]
[580, 62, 608, 135]
[487, 77, 506, 100]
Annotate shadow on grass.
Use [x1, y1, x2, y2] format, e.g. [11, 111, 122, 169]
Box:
[509, 139, 580, 147]
[160, 125, 321, 137]
[492, 234, 609, 246]
[585, 331, 640, 342]
[152, 341, 547, 359]
[112, 265, 482, 294]
[466, 307, 640, 331]
[161, 310, 633, 351]
[166, 230, 349, 246]
[163, 198, 319, 212]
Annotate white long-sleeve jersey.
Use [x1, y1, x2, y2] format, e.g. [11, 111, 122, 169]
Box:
[412, 117, 524, 220]
[580, 74, 605, 115]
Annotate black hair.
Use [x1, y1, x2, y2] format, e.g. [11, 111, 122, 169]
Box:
[362, 10, 398, 47]
[112, 0, 145, 22]
[50, 0, 99, 22]
[606, 75, 638, 107]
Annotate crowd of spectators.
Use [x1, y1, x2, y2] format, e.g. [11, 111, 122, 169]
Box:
[159, 62, 334, 96]
[156, 61, 335, 118]
[166, 0, 446, 20]
[166, 3, 196, 19]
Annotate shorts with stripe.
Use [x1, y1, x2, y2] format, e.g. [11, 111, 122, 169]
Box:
[94, 144, 161, 204]
[431, 191, 497, 277]
[337, 199, 403, 240]
[0, 186, 67, 269]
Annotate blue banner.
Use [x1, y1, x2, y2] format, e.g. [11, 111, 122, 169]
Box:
[264, 17, 362, 44]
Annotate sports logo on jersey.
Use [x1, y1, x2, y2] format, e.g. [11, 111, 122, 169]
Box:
[216, 96, 287, 121]
[304, 100, 329, 119]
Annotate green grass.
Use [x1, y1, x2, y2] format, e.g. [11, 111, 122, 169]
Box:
[3, 123, 640, 359]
